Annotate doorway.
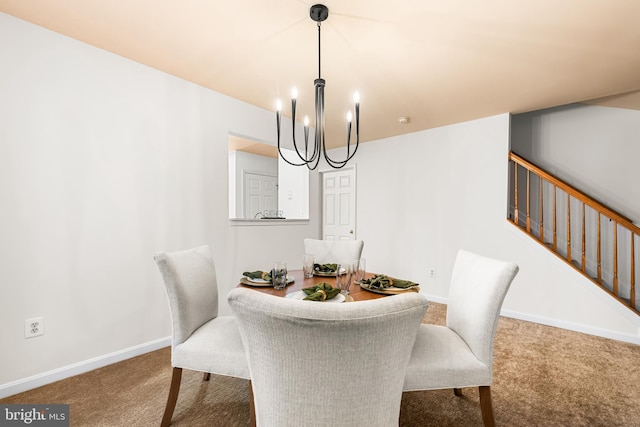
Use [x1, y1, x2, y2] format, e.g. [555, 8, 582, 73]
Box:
[243, 171, 278, 219]
[321, 167, 356, 240]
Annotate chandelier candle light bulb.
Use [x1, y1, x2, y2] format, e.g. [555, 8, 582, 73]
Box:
[354, 92, 360, 139]
[303, 115, 310, 149]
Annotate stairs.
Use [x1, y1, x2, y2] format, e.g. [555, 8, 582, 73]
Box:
[508, 152, 639, 316]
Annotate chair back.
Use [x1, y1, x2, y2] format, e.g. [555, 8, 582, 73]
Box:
[228, 288, 428, 427]
[446, 250, 519, 366]
[303, 238, 364, 265]
[154, 245, 219, 347]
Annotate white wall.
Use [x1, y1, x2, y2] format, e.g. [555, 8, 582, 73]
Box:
[348, 113, 640, 345]
[511, 104, 640, 222]
[0, 13, 320, 394]
[278, 149, 310, 219]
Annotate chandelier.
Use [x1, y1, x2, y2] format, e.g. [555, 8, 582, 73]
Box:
[276, 4, 360, 170]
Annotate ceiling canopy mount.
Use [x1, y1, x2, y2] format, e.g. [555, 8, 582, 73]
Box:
[309, 4, 329, 22]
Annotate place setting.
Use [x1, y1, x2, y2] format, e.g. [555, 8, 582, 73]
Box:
[284, 258, 362, 303]
[286, 283, 346, 303]
[359, 271, 420, 295]
[311, 262, 341, 277]
[241, 261, 294, 288]
[340, 257, 421, 295]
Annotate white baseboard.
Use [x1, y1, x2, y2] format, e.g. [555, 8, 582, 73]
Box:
[500, 308, 640, 345]
[0, 337, 171, 399]
[424, 292, 640, 345]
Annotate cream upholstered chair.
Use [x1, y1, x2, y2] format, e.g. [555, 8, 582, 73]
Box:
[154, 245, 250, 427]
[303, 238, 364, 264]
[403, 250, 519, 427]
[228, 287, 428, 427]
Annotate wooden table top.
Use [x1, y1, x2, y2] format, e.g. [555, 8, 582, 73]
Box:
[238, 269, 386, 301]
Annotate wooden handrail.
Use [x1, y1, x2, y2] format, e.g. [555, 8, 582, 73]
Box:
[510, 152, 640, 235]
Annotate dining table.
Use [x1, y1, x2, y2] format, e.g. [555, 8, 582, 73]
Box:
[238, 269, 387, 301]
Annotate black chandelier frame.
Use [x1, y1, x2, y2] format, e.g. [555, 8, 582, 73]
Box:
[276, 4, 360, 170]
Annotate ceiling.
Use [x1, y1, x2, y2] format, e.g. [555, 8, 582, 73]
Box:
[229, 134, 278, 158]
[2, 0, 640, 148]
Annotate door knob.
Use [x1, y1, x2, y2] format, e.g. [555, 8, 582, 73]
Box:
[349, 230, 354, 234]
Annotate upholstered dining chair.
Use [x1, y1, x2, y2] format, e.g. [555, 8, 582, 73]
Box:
[403, 250, 519, 427]
[303, 238, 364, 264]
[154, 245, 250, 427]
[228, 287, 428, 427]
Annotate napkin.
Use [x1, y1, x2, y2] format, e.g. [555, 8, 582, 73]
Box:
[302, 282, 341, 301]
[243, 270, 272, 282]
[361, 274, 418, 289]
[313, 263, 338, 273]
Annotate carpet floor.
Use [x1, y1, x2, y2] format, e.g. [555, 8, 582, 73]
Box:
[2, 303, 639, 426]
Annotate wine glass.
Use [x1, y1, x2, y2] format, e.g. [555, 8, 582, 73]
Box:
[302, 254, 315, 279]
[353, 258, 366, 284]
[336, 263, 353, 295]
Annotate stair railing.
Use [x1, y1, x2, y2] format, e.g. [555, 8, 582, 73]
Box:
[508, 152, 639, 315]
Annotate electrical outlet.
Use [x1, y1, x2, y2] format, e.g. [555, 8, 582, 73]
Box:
[25, 317, 44, 338]
[428, 268, 437, 278]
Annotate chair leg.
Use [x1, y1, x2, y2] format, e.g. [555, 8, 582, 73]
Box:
[249, 380, 256, 427]
[203, 372, 211, 381]
[161, 367, 183, 427]
[453, 388, 462, 397]
[478, 386, 496, 427]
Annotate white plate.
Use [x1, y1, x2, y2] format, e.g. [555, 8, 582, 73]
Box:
[359, 282, 419, 295]
[286, 290, 345, 303]
[313, 267, 347, 277]
[241, 275, 295, 287]
[246, 277, 270, 284]
[313, 270, 337, 277]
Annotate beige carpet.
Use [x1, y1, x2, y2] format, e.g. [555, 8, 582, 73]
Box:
[2, 303, 639, 426]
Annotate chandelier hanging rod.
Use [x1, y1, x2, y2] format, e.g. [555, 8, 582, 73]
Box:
[275, 4, 360, 170]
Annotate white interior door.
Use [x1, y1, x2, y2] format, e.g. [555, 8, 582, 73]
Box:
[243, 171, 277, 218]
[322, 168, 356, 240]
